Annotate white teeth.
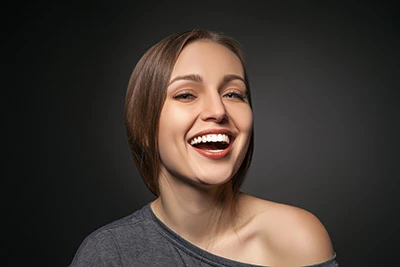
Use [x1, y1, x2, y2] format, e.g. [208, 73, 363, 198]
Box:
[190, 134, 230, 145]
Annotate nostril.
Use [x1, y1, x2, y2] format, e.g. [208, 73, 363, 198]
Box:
[201, 110, 228, 123]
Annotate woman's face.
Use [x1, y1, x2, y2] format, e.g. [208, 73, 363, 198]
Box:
[158, 40, 253, 188]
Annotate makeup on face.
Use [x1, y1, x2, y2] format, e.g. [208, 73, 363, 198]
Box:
[157, 40, 253, 186]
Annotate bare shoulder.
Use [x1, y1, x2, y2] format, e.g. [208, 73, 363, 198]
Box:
[238, 193, 334, 266]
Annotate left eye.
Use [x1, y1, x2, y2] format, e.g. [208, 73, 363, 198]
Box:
[224, 92, 246, 101]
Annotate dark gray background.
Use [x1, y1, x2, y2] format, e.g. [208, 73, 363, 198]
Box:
[5, 2, 398, 266]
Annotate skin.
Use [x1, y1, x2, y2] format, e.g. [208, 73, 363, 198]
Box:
[152, 40, 334, 266]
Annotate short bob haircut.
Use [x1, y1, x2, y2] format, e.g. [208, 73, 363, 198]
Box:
[125, 29, 254, 197]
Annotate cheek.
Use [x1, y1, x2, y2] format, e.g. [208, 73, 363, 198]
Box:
[158, 110, 176, 170]
[230, 105, 253, 134]
[158, 108, 176, 154]
[159, 105, 189, 140]
[158, 105, 192, 160]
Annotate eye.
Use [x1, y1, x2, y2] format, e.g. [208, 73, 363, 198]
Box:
[173, 92, 196, 101]
[223, 90, 247, 101]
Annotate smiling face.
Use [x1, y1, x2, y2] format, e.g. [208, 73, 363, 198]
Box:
[158, 40, 253, 188]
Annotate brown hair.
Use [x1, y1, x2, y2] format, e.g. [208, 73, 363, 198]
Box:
[125, 29, 254, 197]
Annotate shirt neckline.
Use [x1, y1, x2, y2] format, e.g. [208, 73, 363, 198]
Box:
[144, 203, 269, 267]
[142, 203, 337, 267]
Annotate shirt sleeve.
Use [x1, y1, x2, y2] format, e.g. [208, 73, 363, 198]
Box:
[305, 253, 339, 267]
[69, 230, 122, 267]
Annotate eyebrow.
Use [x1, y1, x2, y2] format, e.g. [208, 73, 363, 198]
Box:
[168, 74, 245, 86]
[222, 74, 246, 85]
[168, 74, 203, 85]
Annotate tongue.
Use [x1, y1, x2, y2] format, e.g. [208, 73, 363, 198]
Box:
[195, 142, 228, 150]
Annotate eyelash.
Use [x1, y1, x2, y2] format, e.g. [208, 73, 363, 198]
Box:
[173, 92, 196, 101]
[172, 90, 247, 102]
[223, 91, 247, 101]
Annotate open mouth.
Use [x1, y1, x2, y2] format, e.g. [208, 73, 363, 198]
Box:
[189, 133, 231, 151]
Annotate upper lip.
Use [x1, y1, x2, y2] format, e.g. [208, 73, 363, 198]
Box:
[188, 128, 235, 144]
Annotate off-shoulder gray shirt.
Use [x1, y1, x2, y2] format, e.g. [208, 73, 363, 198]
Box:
[70, 203, 338, 267]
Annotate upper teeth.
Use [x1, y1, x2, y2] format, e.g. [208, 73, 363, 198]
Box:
[190, 134, 230, 145]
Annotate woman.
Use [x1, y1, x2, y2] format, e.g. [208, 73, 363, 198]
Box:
[70, 29, 338, 267]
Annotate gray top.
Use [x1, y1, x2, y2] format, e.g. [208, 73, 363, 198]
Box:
[70, 203, 338, 267]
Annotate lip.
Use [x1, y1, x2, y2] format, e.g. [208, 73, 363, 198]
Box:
[188, 129, 235, 160]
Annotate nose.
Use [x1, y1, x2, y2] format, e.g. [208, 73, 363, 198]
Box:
[200, 93, 228, 123]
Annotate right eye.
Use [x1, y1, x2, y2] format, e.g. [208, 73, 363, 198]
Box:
[173, 92, 196, 101]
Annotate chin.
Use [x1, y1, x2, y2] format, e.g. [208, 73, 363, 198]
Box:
[194, 170, 235, 186]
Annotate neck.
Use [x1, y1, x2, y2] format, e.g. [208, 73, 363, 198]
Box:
[151, 172, 237, 249]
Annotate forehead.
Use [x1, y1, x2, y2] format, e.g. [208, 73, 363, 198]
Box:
[170, 40, 244, 79]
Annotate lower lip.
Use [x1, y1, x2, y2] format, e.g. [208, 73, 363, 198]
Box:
[191, 142, 232, 160]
